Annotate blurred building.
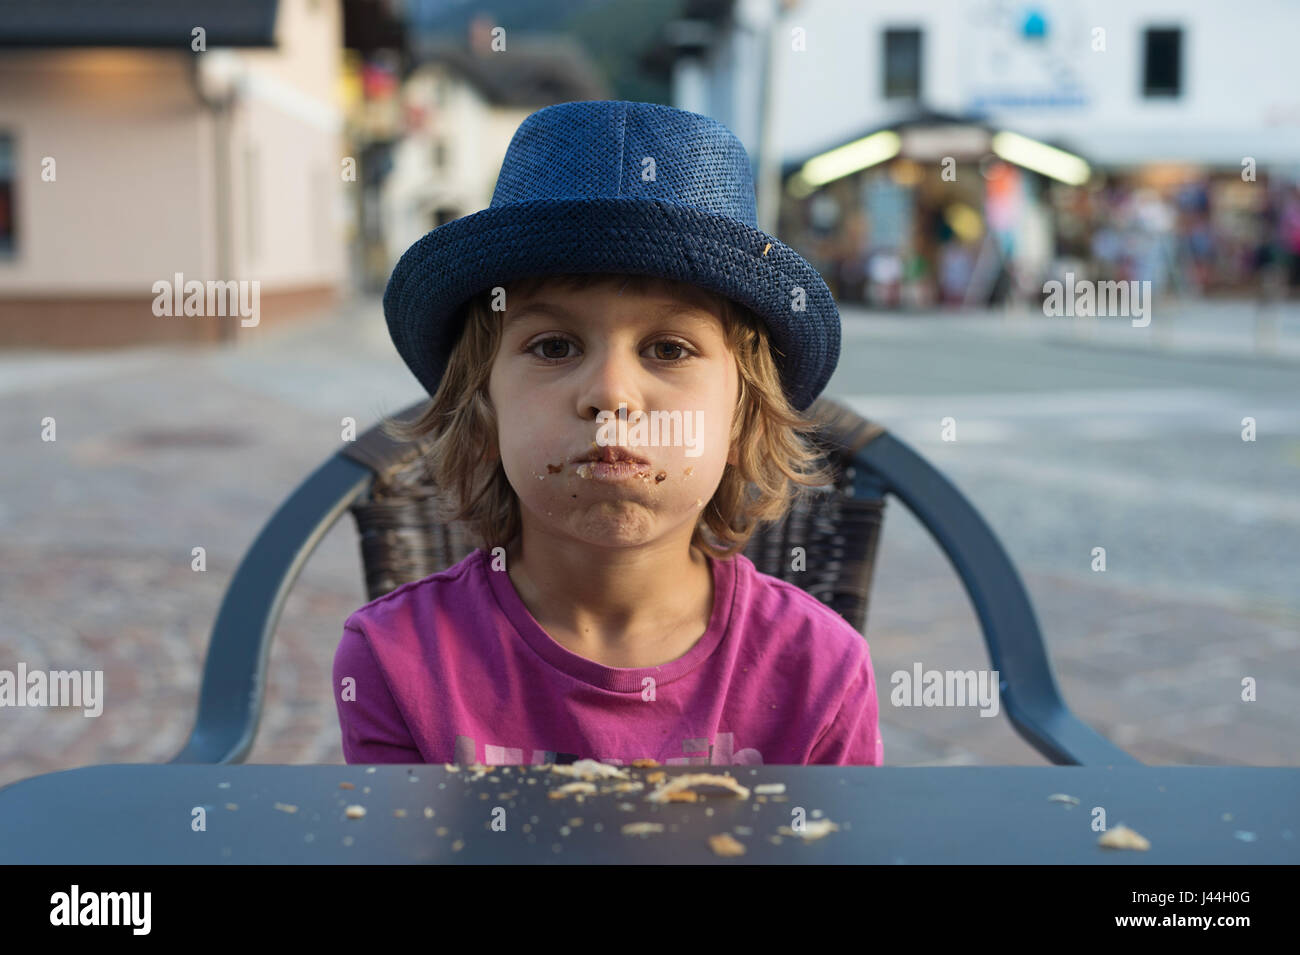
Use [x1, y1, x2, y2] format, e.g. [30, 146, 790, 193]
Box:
[647, 0, 1300, 305]
[0, 0, 346, 347]
[349, 13, 610, 290]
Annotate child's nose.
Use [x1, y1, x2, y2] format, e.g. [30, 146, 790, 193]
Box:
[580, 352, 646, 420]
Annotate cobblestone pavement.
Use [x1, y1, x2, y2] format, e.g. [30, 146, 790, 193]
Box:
[1, 298, 1296, 787]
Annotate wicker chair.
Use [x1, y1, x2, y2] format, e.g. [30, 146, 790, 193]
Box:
[169, 396, 1139, 768]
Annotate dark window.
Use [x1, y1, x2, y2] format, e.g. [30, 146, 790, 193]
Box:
[1142, 28, 1182, 97]
[883, 28, 922, 99]
[0, 134, 14, 258]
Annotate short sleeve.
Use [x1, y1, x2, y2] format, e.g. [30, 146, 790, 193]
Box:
[333, 624, 423, 764]
[807, 645, 883, 766]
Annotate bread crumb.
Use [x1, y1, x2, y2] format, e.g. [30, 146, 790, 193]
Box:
[393, 809, 407, 818]
[606, 781, 645, 794]
[549, 781, 598, 799]
[778, 819, 840, 840]
[424, 807, 435, 818]
[344, 805, 366, 819]
[224, 803, 238, 811]
[550, 759, 629, 781]
[622, 822, 665, 836]
[646, 771, 667, 784]
[339, 782, 355, 790]
[663, 790, 699, 803]
[708, 833, 747, 857]
[274, 803, 298, 814]
[646, 773, 751, 803]
[1098, 825, 1150, 850]
[754, 783, 786, 795]
[631, 758, 660, 768]
[1047, 793, 1080, 805]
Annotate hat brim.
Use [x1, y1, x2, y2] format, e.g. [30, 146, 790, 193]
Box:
[383, 197, 840, 412]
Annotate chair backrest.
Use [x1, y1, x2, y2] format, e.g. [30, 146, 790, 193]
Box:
[345, 397, 887, 633]
[170, 393, 1139, 767]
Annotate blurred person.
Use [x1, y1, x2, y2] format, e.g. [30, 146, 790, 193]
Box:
[1281, 185, 1300, 294]
[939, 239, 976, 307]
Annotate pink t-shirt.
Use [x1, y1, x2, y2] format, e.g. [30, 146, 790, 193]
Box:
[333, 547, 883, 766]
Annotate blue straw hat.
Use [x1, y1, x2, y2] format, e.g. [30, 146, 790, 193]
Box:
[383, 99, 840, 412]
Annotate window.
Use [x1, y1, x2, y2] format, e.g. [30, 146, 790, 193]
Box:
[0, 134, 14, 258]
[883, 28, 922, 100]
[1142, 27, 1182, 97]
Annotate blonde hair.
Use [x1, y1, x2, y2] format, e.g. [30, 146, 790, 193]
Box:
[381, 272, 836, 559]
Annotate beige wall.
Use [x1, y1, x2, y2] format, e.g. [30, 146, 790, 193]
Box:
[0, 50, 216, 293]
[0, 0, 345, 299]
[231, 0, 346, 286]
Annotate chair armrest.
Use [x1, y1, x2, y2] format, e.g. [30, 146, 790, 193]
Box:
[168, 453, 373, 764]
[856, 431, 1141, 767]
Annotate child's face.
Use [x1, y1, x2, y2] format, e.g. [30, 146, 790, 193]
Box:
[487, 280, 739, 552]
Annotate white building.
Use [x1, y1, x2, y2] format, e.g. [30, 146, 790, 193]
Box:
[380, 15, 610, 270]
[651, 0, 1300, 304]
[668, 0, 1300, 180]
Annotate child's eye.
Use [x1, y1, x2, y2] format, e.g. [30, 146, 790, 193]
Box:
[526, 337, 694, 366]
[531, 337, 575, 361]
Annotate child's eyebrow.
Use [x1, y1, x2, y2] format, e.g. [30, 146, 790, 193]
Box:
[506, 300, 716, 327]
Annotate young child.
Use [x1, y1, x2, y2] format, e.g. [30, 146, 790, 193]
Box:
[334, 100, 882, 767]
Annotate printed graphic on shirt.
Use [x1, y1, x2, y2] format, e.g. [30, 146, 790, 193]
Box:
[454, 732, 763, 766]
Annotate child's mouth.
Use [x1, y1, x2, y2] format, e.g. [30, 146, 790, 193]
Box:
[575, 460, 661, 483]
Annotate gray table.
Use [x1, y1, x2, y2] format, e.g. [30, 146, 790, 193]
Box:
[1, 763, 1295, 864]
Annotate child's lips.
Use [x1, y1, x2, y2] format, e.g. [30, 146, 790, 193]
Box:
[574, 459, 653, 483]
[570, 445, 651, 467]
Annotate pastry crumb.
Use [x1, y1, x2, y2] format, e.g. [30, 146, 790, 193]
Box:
[777, 819, 839, 841]
[621, 822, 665, 836]
[708, 833, 747, 857]
[646, 773, 751, 803]
[1098, 825, 1150, 851]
